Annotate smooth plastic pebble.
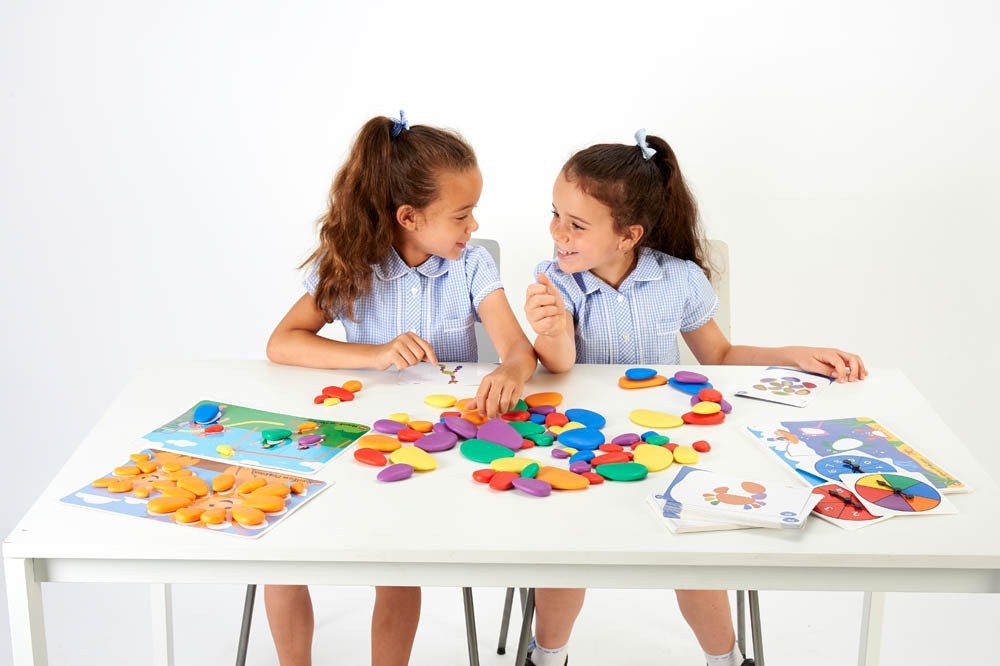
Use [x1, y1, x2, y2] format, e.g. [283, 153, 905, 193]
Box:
[672, 445, 699, 464]
[377, 463, 415, 482]
[242, 494, 286, 513]
[551, 448, 571, 459]
[557, 427, 605, 450]
[489, 471, 518, 490]
[673, 370, 709, 384]
[472, 468, 495, 483]
[231, 505, 266, 526]
[396, 427, 425, 443]
[236, 478, 267, 494]
[212, 473, 236, 492]
[632, 443, 674, 472]
[477, 418, 524, 450]
[389, 447, 437, 471]
[341, 379, 363, 393]
[594, 462, 649, 482]
[564, 408, 606, 429]
[414, 431, 458, 453]
[491, 457, 535, 473]
[629, 409, 684, 429]
[692, 401, 722, 415]
[356, 434, 402, 452]
[569, 461, 592, 474]
[611, 433, 641, 446]
[667, 378, 712, 395]
[216, 444, 235, 457]
[193, 403, 222, 425]
[424, 394, 458, 408]
[374, 419, 407, 434]
[297, 434, 323, 447]
[460, 439, 516, 464]
[692, 440, 712, 453]
[682, 411, 726, 425]
[524, 392, 563, 407]
[323, 397, 341, 406]
[511, 477, 552, 497]
[535, 466, 590, 490]
[443, 416, 477, 439]
[625, 367, 658, 380]
[698, 388, 724, 402]
[618, 375, 668, 389]
[521, 462, 540, 478]
[354, 447, 388, 466]
[322, 385, 354, 401]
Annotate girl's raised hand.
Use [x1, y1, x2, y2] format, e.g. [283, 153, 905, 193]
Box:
[789, 346, 868, 383]
[372, 332, 439, 371]
[525, 273, 568, 337]
[468, 364, 524, 418]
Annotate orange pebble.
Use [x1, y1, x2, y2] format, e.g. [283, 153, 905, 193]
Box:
[231, 505, 266, 527]
[408, 420, 434, 433]
[174, 507, 205, 524]
[463, 412, 487, 426]
[524, 391, 563, 407]
[341, 379, 363, 393]
[200, 508, 228, 525]
[289, 481, 307, 494]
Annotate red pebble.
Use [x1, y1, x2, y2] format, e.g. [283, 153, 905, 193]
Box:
[354, 448, 387, 467]
[581, 472, 604, 485]
[682, 411, 726, 425]
[313, 395, 327, 404]
[520, 438, 535, 449]
[440, 411, 462, 418]
[489, 471, 518, 490]
[204, 424, 224, 434]
[545, 412, 570, 427]
[396, 428, 424, 442]
[693, 440, 712, 453]
[624, 451, 634, 460]
[698, 388, 724, 403]
[321, 386, 355, 401]
[665, 443, 679, 452]
[598, 443, 624, 452]
[591, 452, 630, 466]
[472, 469, 495, 483]
[501, 410, 531, 422]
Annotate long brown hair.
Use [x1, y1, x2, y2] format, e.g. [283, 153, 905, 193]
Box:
[561, 134, 711, 280]
[304, 115, 477, 321]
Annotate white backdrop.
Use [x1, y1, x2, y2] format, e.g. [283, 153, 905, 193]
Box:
[2, 2, 998, 665]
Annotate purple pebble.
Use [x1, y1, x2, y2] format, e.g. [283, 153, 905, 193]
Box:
[511, 477, 552, 497]
[720, 399, 733, 414]
[377, 463, 414, 482]
[551, 448, 571, 459]
[414, 431, 458, 453]
[673, 370, 709, 384]
[611, 432, 641, 446]
[477, 418, 523, 450]
[296, 434, 323, 448]
[443, 416, 477, 439]
[373, 419, 407, 434]
[431, 422, 450, 434]
[569, 461, 592, 474]
[528, 405, 557, 415]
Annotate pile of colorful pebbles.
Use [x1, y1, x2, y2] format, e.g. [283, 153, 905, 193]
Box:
[313, 380, 363, 406]
[192, 403, 225, 437]
[92, 450, 308, 528]
[666, 371, 733, 425]
[617, 367, 668, 389]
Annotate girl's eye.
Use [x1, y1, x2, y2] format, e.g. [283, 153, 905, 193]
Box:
[571, 222, 584, 230]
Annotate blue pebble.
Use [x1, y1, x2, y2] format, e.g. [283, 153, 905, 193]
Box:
[529, 413, 547, 424]
[193, 403, 221, 425]
[569, 450, 596, 463]
[564, 408, 606, 429]
[641, 430, 661, 441]
[558, 427, 605, 450]
[667, 378, 713, 395]
[625, 367, 658, 381]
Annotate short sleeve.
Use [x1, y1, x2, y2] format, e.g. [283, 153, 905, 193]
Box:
[302, 262, 344, 322]
[533, 259, 576, 313]
[679, 260, 719, 332]
[465, 245, 503, 312]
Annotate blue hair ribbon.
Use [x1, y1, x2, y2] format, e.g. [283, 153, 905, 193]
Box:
[634, 128, 656, 160]
[391, 110, 409, 137]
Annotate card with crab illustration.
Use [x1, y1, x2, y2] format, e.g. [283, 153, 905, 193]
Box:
[651, 466, 821, 529]
[61, 448, 330, 538]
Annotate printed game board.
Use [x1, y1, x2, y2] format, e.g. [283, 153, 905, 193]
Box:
[147, 400, 369, 474]
[61, 448, 329, 538]
[742, 416, 966, 493]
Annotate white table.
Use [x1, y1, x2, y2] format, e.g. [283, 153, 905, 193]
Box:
[5, 361, 1000, 665]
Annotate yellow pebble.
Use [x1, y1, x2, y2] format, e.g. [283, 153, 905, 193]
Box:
[424, 394, 458, 408]
[161, 462, 185, 473]
[387, 412, 410, 423]
[692, 401, 722, 415]
[490, 457, 534, 473]
[342, 380, 363, 393]
[216, 444, 235, 457]
[672, 445, 699, 465]
[629, 409, 684, 429]
[323, 397, 341, 406]
[297, 421, 319, 433]
[212, 473, 235, 493]
[561, 422, 586, 432]
[129, 453, 151, 462]
[549, 425, 565, 435]
[632, 444, 674, 472]
[147, 495, 193, 515]
[389, 446, 438, 471]
[559, 446, 578, 456]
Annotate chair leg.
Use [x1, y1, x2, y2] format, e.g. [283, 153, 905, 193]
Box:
[513, 588, 535, 666]
[462, 587, 481, 666]
[235, 584, 256, 666]
[748, 590, 764, 666]
[736, 589, 746, 657]
[496, 587, 516, 654]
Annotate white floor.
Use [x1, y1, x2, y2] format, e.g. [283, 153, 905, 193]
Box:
[23, 584, 999, 665]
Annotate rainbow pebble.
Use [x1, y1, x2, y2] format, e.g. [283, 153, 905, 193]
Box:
[377, 463, 414, 482]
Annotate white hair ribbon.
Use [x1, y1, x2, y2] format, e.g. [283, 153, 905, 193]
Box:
[634, 128, 656, 160]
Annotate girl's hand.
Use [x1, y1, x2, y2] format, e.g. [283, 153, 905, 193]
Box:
[789, 346, 868, 383]
[468, 365, 524, 418]
[525, 273, 568, 337]
[372, 333, 439, 371]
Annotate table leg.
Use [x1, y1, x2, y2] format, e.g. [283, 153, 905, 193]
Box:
[857, 591, 885, 666]
[4, 557, 48, 666]
[150, 583, 174, 666]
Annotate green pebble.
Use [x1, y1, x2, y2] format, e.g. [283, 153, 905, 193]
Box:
[459, 438, 516, 464]
[261, 428, 292, 442]
[644, 434, 671, 445]
[526, 434, 555, 447]
[595, 462, 649, 482]
[513, 399, 529, 412]
[521, 462, 540, 478]
[510, 421, 546, 437]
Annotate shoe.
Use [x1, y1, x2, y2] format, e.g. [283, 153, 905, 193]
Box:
[742, 660, 755, 666]
[525, 652, 568, 666]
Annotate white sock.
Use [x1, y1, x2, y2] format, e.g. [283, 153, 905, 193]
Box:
[531, 642, 568, 666]
[705, 643, 744, 666]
